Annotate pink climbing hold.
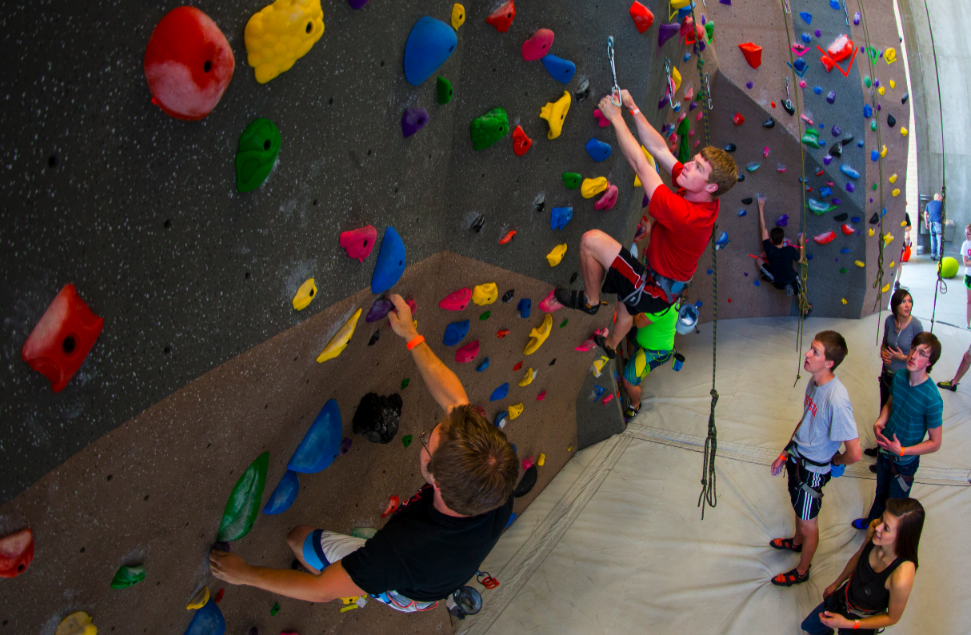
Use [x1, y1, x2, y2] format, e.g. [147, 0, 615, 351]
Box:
[629, 1, 655, 33]
[486, 0, 516, 33]
[439, 288, 472, 311]
[813, 231, 837, 245]
[455, 340, 480, 363]
[593, 108, 611, 127]
[339, 225, 377, 263]
[539, 289, 564, 313]
[406, 298, 418, 315]
[841, 224, 855, 235]
[738, 42, 762, 69]
[522, 29, 554, 61]
[602, 393, 615, 405]
[522, 456, 535, 470]
[536, 390, 547, 400]
[575, 327, 609, 352]
[594, 185, 619, 211]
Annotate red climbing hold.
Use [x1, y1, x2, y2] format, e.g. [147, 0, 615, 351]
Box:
[536, 390, 547, 400]
[144, 7, 235, 121]
[486, 0, 515, 33]
[22, 284, 104, 393]
[594, 185, 619, 211]
[733, 113, 745, 126]
[827, 35, 854, 62]
[497, 329, 511, 338]
[381, 495, 400, 518]
[513, 361, 523, 371]
[629, 2, 655, 33]
[738, 42, 763, 69]
[593, 108, 611, 127]
[213, 588, 225, 603]
[0, 528, 34, 579]
[455, 340, 480, 363]
[841, 224, 855, 235]
[813, 231, 837, 245]
[522, 29, 554, 61]
[439, 288, 472, 311]
[339, 225, 377, 263]
[512, 125, 533, 156]
[499, 230, 517, 244]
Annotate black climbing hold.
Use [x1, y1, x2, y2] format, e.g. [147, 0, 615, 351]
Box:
[901, 92, 909, 105]
[869, 212, 880, 225]
[533, 194, 545, 213]
[574, 78, 591, 102]
[737, 174, 745, 182]
[549, 358, 556, 366]
[352, 393, 403, 444]
[570, 272, 578, 284]
[887, 114, 896, 128]
[724, 143, 737, 152]
[502, 289, 515, 303]
[782, 99, 795, 116]
[840, 134, 854, 146]
[834, 212, 848, 221]
[470, 214, 485, 232]
[514, 465, 538, 498]
[741, 197, 753, 205]
[213, 541, 231, 553]
[762, 118, 776, 128]
[368, 331, 380, 346]
[828, 142, 842, 158]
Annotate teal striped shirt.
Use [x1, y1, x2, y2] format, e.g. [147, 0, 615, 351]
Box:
[883, 370, 943, 463]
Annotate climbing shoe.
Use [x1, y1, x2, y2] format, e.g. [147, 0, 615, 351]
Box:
[594, 334, 617, 359]
[622, 400, 640, 422]
[937, 380, 958, 392]
[863, 447, 879, 457]
[769, 538, 803, 553]
[851, 518, 868, 531]
[771, 565, 810, 587]
[554, 288, 601, 315]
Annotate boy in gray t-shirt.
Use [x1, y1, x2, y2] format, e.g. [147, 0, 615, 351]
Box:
[769, 332, 862, 587]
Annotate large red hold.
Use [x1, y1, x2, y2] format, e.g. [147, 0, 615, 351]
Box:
[486, 0, 516, 33]
[813, 230, 837, 245]
[22, 285, 104, 393]
[629, 2, 655, 33]
[738, 42, 763, 69]
[0, 529, 34, 579]
[144, 7, 235, 120]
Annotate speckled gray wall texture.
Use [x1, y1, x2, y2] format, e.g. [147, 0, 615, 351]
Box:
[0, 0, 673, 504]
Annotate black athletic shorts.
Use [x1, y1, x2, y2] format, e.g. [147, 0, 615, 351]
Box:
[786, 455, 831, 521]
[601, 247, 673, 314]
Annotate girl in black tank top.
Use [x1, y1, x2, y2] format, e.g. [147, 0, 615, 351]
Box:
[844, 541, 905, 616]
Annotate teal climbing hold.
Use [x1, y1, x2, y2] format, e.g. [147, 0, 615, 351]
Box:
[490, 383, 510, 401]
[807, 198, 836, 214]
[235, 118, 281, 193]
[262, 470, 300, 515]
[470, 108, 510, 150]
[404, 17, 458, 86]
[371, 227, 406, 294]
[437, 76, 453, 104]
[551, 206, 573, 230]
[217, 452, 269, 542]
[541, 54, 576, 84]
[443, 320, 471, 346]
[184, 597, 226, 635]
[562, 172, 582, 189]
[287, 399, 342, 474]
[840, 164, 860, 179]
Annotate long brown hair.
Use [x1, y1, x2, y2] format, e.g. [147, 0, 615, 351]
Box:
[885, 498, 925, 569]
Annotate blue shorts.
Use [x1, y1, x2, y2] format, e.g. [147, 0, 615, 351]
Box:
[302, 529, 331, 571]
[622, 349, 672, 386]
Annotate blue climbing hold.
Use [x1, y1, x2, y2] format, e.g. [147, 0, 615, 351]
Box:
[495, 411, 508, 428]
[870, 150, 879, 161]
[476, 357, 490, 372]
[793, 58, 807, 76]
[443, 320, 471, 346]
[800, 11, 812, 24]
[404, 17, 458, 87]
[683, 52, 691, 62]
[490, 383, 510, 402]
[863, 104, 873, 118]
[737, 209, 747, 217]
[840, 164, 860, 179]
[288, 399, 342, 474]
[807, 254, 814, 260]
[714, 231, 730, 250]
[829, 0, 840, 8]
[585, 138, 612, 162]
[518, 298, 531, 318]
[551, 206, 573, 230]
[541, 54, 576, 84]
[371, 227, 406, 294]
[840, 248, 850, 254]
[851, 216, 861, 223]
[184, 597, 226, 635]
[263, 470, 300, 515]
[857, 140, 865, 147]
[813, 86, 822, 95]
[801, 32, 812, 44]
[820, 187, 833, 197]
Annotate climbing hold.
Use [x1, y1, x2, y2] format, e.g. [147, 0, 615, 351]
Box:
[110, 564, 146, 589]
[885, 48, 897, 64]
[56, 612, 98, 635]
[287, 399, 344, 472]
[473, 283, 499, 305]
[518, 298, 532, 318]
[400, 378, 411, 390]
[401, 107, 429, 137]
[217, 451, 269, 542]
[540, 54, 576, 85]
[738, 42, 762, 69]
[581, 177, 609, 198]
[762, 118, 776, 129]
[878, 85, 886, 96]
[339, 437, 353, 455]
[546, 244, 567, 267]
[522, 456, 535, 471]
[260, 469, 300, 516]
[737, 210, 747, 217]
[800, 11, 812, 24]
[495, 411, 509, 429]
[451, 3, 465, 29]
[497, 329, 510, 338]
[470, 108, 510, 150]
[826, 91, 836, 104]
[244, 0, 324, 84]
[363, 298, 393, 323]
[562, 172, 582, 190]
[575, 327, 609, 352]
[550, 206, 573, 230]
[658, 22, 680, 49]
[353, 393, 402, 444]
[776, 214, 789, 227]
[801, 128, 821, 149]
[518, 368, 536, 386]
[585, 138, 612, 162]
[887, 114, 896, 128]
[901, 92, 909, 105]
[369, 227, 407, 294]
[733, 113, 745, 126]
[813, 231, 837, 245]
[456, 340, 480, 363]
[595, 185, 619, 211]
[629, 2, 655, 33]
[840, 164, 860, 179]
[486, 0, 516, 32]
[187, 586, 211, 610]
[235, 118, 281, 192]
[854, 260, 865, 268]
[864, 103, 873, 118]
[841, 224, 855, 235]
[438, 288, 472, 313]
[508, 403, 524, 420]
[290, 279, 318, 312]
[522, 29, 554, 61]
[443, 320, 471, 346]
[511, 125, 533, 156]
[525, 314, 554, 355]
[763, 146, 771, 158]
[316, 308, 362, 363]
[514, 465, 538, 497]
[381, 496, 400, 519]
[813, 86, 822, 95]
[536, 390, 547, 401]
[829, 143, 842, 158]
[746, 162, 761, 172]
[892, 188, 901, 198]
[499, 229, 517, 244]
[714, 231, 730, 250]
[490, 383, 510, 401]
[591, 356, 608, 377]
[404, 16, 457, 86]
[337, 228, 377, 267]
[593, 108, 611, 128]
[479, 311, 491, 321]
[0, 529, 33, 579]
[724, 144, 737, 153]
[540, 92, 572, 139]
[834, 213, 849, 221]
[832, 125, 842, 137]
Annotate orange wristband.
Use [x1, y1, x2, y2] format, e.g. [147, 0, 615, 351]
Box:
[853, 619, 860, 629]
[406, 335, 425, 351]
[899, 446, 905, 456]
[779, 453, 788, 462]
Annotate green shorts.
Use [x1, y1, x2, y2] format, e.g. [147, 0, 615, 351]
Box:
[965, 274, 970, 290]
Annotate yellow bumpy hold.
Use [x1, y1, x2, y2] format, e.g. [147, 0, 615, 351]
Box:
[186, 586, 210, 610]
[581, 177, 609, 198]
[634, 146, 657, 187]
[900, 127, 908, 136]
[317, 308, 362, 362]
[880, 145, 887, 158]
[546, 243, 567, 267]
[878, 86, 885, 96]
[451, 3, 465, 30]
[524, 314, 553, 355]
[472, 282, 498, 305]
[509, 403, 524, 420]
[245, 0, 325, 84]
[890, 261, 896, 268]
[55, 612, 97, 635]
[518, 368, 536, 386]
[293, 278, 317, 310]
[540, 91, 571, 139]
[591, 356, 608, 377]
[841, 298, 848, 305]
[889, 79, 896, 89]
[671, 66, 681, 92]
[892, 188, 900, 197]
[537, 453, 546, 466]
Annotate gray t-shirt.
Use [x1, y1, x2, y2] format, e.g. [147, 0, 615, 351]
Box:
[882, 315, 923, 374]
[792, 376, 859, 473]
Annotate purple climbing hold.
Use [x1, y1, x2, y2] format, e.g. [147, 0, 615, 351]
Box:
[657, 95, 670, 110]
[339, 437, 353, 456]
[854, 11, 861, 24]
[776, 214, 789, 227]
[746, 82, 753, 89]
[689, 101, 698, 111]
[814, 29, 821, 38]
[347, 0, 369, 8]
[823, 156, 833, 165]
[832, 125, 842, 136]
[832, 198, 842, 204]
[658, 23, 680, 50]
[401, 107, 429, 137]
[846, 182, 856, 193]
[365, 298, 394, 323]
[826, 91, 836, 104]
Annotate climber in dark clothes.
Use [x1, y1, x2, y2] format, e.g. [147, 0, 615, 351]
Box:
[210, 294, 519, 613]
[756, 194, 811, 316]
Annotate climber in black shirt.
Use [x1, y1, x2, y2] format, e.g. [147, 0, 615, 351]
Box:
[210, 294, 519, 613]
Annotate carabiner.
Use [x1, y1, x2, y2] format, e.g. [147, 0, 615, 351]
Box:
[607, 36, 622, 107]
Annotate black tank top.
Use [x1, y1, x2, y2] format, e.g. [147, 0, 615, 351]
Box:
[845, 541, 905, 615]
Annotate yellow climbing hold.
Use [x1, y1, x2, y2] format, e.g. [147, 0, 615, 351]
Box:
[591, 356, 608, 377]
[890, 261, 896, 268]
[540, 91, 571, 139]
[634, 146, 657, 187]
[525, 314, 553, 355]
[293, 278, 317, 310]
[889, 79, 896, 89]
[855, 260, 865, 268]
[884, 47, 897, 64]
[187, 586, 210, 610]
[317, 307, 362, 362]
[581, 176, 609, 198]
[245, 0, 325, 84]
[901, 127, 908, 136]
[892, 188, 900, 197]
[668, 0, 692, 20]
[901, 220, 908, 227]
[880, 145, 887, 158]
[884, 233, 894, 244]
[868, 228, 875, 237]
[451, 3, 465, 30]
[878, 85, 885, 96]
[472, 283, 498, 305]
[567, 446, 573, 452]
[671, 66, 682, 92]
[537, 453, 546, 466]
[882, 283, 891, 293]
[55, 612, 97, 635]
[889, 173, 898, 184]
[546, 243, 567, 267]
[518, 367, 536, 386]
[841, 298, 848, 305]
[509, 403, 524, 420]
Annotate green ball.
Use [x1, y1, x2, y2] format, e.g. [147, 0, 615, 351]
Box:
[940, 256, 959, 279]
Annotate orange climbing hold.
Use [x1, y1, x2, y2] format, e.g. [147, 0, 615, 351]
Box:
[382, 495, 400, 518]
[499, 230, 517, 244]
[629, 2, 654, 33]
[512, 125, 533, 156]
[738, 42, 762, 69]
[0, 528, 34, 579]
[486, 0, 515, 33]
[497, 329, 511, 338]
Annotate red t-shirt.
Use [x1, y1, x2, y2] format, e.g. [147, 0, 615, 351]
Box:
[646, 162, 719, 282]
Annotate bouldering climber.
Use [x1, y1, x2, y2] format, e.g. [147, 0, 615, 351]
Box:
[553, 89, 737, 360]
[210, 294, 518, 613]
[755, 195, 811, 316]
[618, 303, 679, 421]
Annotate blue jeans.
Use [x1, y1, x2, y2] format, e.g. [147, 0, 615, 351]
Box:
[929, 221, 943, 257]
[801, 595, 876, 634]
[865, 452, 920, 525]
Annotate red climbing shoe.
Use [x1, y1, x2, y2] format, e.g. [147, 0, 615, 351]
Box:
[771, 565, 810, 587]
[554, 289, 601, 315]
[769, 538, 802, 553]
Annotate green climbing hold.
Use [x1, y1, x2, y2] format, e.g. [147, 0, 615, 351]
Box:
[401, 378, 411, 390]
[872, 183, 878, 191]
[864, 76, 871, 88]
[676, 116, 691, 164]
[870, 120, 878, 131]
[236, 118, 281, 193]
[402, 434, 413, 448]
[351, 527, 378, 539]
[217, 452, 269, 542]
[270, 602, 281, 616]
[840, 267, 847, 273]
[437, 77, 453, 104]
[110, 565, 146, 589]
[801, 128, 821, 149]
[705, 21, 714, 43]
[562, 172, 582, 189]
[470, 108, 510, 151]
[559, 319, 568, 328]
[479, 310, 491, 320]
[807, 198, 836, 215]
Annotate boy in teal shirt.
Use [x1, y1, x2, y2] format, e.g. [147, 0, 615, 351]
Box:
[620, 304, 679, 420]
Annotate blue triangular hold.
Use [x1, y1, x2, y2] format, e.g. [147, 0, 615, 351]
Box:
[490, 383, 510, 401]
[184, 597, 226, 635]
[476, 357, 490, 372]
[541, 54, 576, 84]
[404, 17, 458, 86]
[263, 470, 300, 515]
[443, 320, 470, 346]
[799, 11, 812, 25]
[550, 206, 573, 231]
[288, 399, 342, 474]
[371, 227, 406, 294]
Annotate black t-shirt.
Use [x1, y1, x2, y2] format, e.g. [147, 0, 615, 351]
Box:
[341, 484, 513, 601]
[763, 239, 799, 285]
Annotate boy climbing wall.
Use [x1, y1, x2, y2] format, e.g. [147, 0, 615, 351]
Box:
[554, 90, 737, 358]
[755, 194, 812, 316]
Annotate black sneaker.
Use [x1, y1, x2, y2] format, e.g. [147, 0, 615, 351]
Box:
[863, 447, 879, 457]
[594, 334, 617, 359]
[554, 288, 601, 315]
[937, 380, 958, 392]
